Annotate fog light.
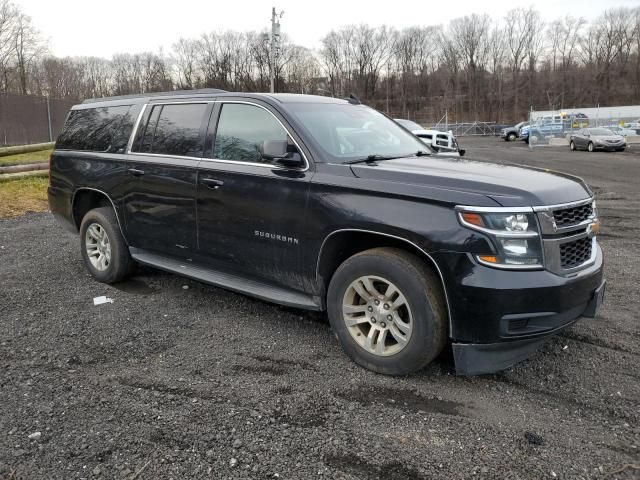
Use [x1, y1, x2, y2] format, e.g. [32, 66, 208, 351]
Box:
[500, 239, 528, 256]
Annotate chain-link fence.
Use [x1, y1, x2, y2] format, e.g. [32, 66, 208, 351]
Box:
[0, 93, 75, 146]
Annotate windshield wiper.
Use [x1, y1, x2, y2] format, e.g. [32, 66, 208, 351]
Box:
[343, 154, 403, 165]
[414, 150, 431, 157]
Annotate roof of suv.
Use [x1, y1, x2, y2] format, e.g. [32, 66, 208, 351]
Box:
[80, 90, 349, 108]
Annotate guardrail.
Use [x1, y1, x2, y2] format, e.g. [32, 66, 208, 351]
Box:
[0, 162, 49, 174]
[0, 142, 55, 158]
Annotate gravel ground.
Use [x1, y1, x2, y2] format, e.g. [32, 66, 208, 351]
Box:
[1, 137, 638, 480]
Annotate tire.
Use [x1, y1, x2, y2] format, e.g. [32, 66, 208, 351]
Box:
[569, 140, 576, 151]
[79, 206, 134, 284]
[616, 147, 625, 152]
[587, 142, 594, 152]
[507, 132, 517, 142]
[327, 247, 447, 375]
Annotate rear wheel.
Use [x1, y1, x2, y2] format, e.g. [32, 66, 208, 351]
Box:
[587, 142, 594, 152]
[80, 207, 134, 283]
[327, 248, 447, 375]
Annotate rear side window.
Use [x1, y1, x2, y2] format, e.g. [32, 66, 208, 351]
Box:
[56, 105, 133, 153]
[213, 103, 288, 163]
[133, 103, 207, 157]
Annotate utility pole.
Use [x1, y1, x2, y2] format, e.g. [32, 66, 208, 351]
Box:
[270, 7, 283, 93]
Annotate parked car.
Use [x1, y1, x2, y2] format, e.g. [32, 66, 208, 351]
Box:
[569, 128, 626, 152]
[394, 119, 464, 157]
[622, 122, 640, 134]
[49, 90, 605, 376]
[500, 121, 528, 142]
[607, 125, 636, 137]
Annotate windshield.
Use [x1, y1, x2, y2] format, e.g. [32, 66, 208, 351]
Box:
[588, 128, 614, 136]
[288, 103, 429, 162]
[394, 119, 424, 131]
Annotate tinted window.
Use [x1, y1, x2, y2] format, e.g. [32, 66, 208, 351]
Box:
[213, 103, 288, 163]
[134, 103, 207, 157]
[56, 105, 133, 153]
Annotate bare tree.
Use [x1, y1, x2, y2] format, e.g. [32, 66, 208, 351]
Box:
[172, 38, 200, 89]
[505, 8, 538, 119]
[449, 14, 492, 119]
[0, 0, 19, 91]
[12, 11, 44, 94]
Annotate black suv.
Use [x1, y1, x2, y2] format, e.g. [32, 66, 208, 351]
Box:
[49, 90, 605, 375]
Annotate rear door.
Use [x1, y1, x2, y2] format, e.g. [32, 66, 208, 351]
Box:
[195, 100, 312, 290]
[123, 101, 212, 256]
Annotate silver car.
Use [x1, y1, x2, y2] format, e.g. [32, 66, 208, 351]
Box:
[569, 128, 626, 152]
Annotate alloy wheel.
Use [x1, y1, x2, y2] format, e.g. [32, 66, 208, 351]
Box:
[342, 275, 413, 356]
[85, 223, 112, 271]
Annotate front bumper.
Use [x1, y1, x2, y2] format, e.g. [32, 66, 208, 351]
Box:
[432, 245, 604, 375]
[453, 279, 605, 375]
[594, 143, 625, 151]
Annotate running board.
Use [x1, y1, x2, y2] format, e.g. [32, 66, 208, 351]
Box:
[129, 248, 322, 311]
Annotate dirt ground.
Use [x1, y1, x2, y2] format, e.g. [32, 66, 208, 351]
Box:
[0, 137, 638, 479]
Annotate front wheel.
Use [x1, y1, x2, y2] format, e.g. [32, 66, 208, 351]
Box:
[80, 207, 134, 283]
[587, 142, 594, 152]
[569, 140, 576, 151]
[507, 132, 517, 142]
[327, 248, 447, 375]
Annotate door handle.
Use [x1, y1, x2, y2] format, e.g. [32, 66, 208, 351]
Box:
[201, 178, 224, 189]
[127, 168, 145, 176]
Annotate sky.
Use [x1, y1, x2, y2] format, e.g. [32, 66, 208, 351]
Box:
[15, 0, 640, 58]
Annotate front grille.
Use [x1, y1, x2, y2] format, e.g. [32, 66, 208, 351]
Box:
[560, 237, 592, 269]
[553, 203, 593, 227]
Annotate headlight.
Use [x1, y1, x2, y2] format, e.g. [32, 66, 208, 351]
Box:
[458, 210, 543, 269]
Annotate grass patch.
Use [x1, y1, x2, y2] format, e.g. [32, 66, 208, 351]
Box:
[0, 148, 53, 167]
[0, 176, 49, 217]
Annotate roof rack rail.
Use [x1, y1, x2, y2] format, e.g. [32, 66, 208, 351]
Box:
[82, 88, 228, 104]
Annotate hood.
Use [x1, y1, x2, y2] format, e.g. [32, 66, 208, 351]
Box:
[350, 156, 591, 207]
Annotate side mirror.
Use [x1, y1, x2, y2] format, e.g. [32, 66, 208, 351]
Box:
[261, 140, 288, 160]
[261, 140, 304, 168]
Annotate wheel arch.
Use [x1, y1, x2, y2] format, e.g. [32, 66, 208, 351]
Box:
[316, 229, 451, 330]
[72, 188, 127, 243]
